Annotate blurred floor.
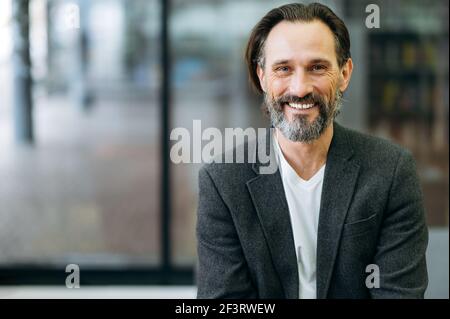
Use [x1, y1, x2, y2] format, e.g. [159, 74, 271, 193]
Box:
[0, 92, 164, 266]
[0, 286, 197, 299]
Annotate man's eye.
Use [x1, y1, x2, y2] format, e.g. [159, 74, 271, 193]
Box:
[311, 65, 326, 72]
[276, 66, 290, 72]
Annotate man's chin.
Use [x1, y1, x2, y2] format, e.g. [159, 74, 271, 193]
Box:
[284, 112, 318, 125]
[276, 114, 331, 143]
[283, 105, 320, 121]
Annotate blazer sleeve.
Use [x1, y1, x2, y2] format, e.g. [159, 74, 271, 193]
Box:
[370, 150, 429, 298]
[196, 166, 257, 298]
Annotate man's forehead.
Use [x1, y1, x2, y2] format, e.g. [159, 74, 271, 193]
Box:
[264, 20, 336, 64]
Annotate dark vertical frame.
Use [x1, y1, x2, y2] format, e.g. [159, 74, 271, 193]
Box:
[160, 0, 172, 277]
[12, 0, 34, 144]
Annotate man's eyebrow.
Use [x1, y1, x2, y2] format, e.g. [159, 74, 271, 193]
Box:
[309, 58, 332, 65]
[271, 59, 290, 67]
[270, 58, 333, 67]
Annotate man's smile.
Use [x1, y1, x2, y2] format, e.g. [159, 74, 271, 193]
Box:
[284, 102, 319, 114]
[287, 102, 315, 109]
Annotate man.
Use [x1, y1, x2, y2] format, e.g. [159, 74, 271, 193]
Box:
[196, 3, 428, 299]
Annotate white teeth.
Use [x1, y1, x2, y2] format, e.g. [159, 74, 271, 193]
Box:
[288, 103, 314, 110]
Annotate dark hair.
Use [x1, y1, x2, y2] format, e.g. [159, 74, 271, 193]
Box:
[245, 2, 351, 94]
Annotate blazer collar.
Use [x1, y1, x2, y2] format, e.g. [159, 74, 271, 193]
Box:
[247, 122, 360, 299]
[246, 126, 298, 298]
[315, 123, 360, 298]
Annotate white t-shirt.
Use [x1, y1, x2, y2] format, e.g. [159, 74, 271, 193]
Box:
[273, 133, 325, 299]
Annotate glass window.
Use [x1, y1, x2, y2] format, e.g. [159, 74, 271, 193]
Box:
[0, 0, 161, 269]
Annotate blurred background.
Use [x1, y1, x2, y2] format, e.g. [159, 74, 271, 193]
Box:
[0, 0, 448, 298]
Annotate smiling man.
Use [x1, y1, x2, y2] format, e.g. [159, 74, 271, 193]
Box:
[196, 3, 428, 299]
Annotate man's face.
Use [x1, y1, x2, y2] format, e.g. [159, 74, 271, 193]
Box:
[257, 20, 353, 142]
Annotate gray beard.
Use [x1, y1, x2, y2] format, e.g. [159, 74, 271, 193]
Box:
[265, 90, 343, 143]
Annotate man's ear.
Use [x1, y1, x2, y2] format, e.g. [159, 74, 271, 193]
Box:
[256, 65, 266, 93]
[339, 58, 353, 92]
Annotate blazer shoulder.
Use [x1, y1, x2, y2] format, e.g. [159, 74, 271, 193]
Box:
[343, 126, 412, 162]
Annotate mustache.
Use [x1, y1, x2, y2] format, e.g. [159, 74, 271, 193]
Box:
[272, 93, 327, 108]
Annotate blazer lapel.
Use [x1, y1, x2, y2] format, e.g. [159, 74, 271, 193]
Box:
[316, 123, 360, 299]
[246, 127, 299, 299]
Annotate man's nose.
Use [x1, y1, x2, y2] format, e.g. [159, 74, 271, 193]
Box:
[289, 70, 313, 98]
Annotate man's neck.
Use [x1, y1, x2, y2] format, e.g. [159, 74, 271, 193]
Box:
[275, 123, 334, 181]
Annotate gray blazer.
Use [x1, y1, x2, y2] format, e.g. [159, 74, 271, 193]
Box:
[196, 123, 428, 299]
